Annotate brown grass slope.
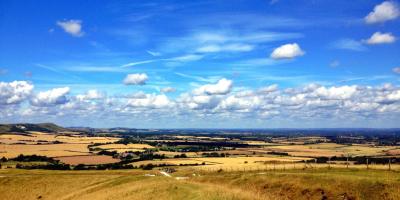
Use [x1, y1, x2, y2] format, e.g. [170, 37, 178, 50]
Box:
[0, 169, 399, 200]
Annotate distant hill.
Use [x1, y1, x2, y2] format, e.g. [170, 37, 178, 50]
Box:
[0, 123, 68, 133]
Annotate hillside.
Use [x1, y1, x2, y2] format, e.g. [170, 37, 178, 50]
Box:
[0, 123, 67, 133]
[0, 168, 398, 200]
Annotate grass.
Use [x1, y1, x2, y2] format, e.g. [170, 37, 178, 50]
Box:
[0, 168, 399, 200]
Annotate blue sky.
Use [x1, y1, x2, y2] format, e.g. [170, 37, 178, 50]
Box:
[1, 0, 400, 128]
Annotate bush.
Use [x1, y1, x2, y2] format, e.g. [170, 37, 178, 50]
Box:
[142, 163, 154, 170]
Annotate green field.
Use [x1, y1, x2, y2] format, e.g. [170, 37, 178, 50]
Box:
[1, 168, 399, 200]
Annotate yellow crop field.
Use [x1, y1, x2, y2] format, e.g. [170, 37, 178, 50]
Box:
[97, 143, 155, 150]
[132, 156, 313, 169]
[244, 141, 276, 146]
[0, 132, 120, 145]
[131, 158, 207, 167]
[0, 143, 90, 158]
[263, 143, 400, 157]
[155, 151, 199, 157]
[55, 155, 120, 165]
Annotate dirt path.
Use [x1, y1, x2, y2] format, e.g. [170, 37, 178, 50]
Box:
[159, 171, 171, 177]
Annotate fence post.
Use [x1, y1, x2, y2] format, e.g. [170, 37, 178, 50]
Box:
[328, 157, 331, 169]
[366, 158, 369, 170]
[389, 158, 391, 171]
[346, 156, 349, 169]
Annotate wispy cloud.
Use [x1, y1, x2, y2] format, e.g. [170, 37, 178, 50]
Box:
[146, 50, 161, 56]
[121, 54, 204, 68]
[34, 64, 83, 81]
[331, 39, 367, 51]
[121, 60, 158, 68]
[174, 72, 220, 83]
[236, 58, 285, 67]
[66, 66, 127, 72]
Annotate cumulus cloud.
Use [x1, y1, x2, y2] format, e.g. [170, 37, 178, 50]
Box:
[127, 94, 172, 109]
[161, 87, 176, 93]
[76, 90, 104, 101]
[31, 87, 70, 106]
[0, 81, 34, 104]
[56, 20, 84, 37]
[193, 78, 233, 95]
[2, 80, 400, 128]
[312, 85, 358, 100]
[393, 67, 400, 74]
[365, 1, 400, 24]
[123, 73, 148, 85]
[365, 32, 396, 44]
[270, 43, 305, 59]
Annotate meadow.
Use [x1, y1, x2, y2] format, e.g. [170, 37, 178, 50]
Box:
[0, 168, 399, 200]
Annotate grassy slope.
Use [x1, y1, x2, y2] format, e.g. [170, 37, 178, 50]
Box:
[0, 123, 67, 133]
[0, 168, 399, 200]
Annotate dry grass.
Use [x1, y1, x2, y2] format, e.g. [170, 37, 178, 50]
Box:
[131, 156, 313, 169]
[0, 168, 399, 200]
[55, 155, 120, 165]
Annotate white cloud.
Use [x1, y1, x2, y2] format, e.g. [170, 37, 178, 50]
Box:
[193, 78, 233, 95]
[365, 1, 400, 24]
[3, 79, 400, 128]
[167, 54, 204, 62]
[270, 43, 305, 59]
[127, 94, 172, 108]
[161, 87, 176, 93]
[259, 84, 278, 93]
[56, 20, 84, 37]
[0, 81, 34, 104]
[123, 73, 148, 85]
[121, 60, 156, 68]
[31, 87, 70, 106]
[313, 85, 358, 100]
[393, 67, 400, 74]
[365, 32, 396, 44]
[76, 90, 104, 101]
[196, 43, 254, 53]
[121, 54, 204, 68]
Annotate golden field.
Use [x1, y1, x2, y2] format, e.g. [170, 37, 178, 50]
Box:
[0, 143, 90, 158]
[0, 168, 399, 200]
[0, 131, 120, 145]
[262, 143, 400, 157]
[54, 155, 120, 165]
[96, 143, 155, 150]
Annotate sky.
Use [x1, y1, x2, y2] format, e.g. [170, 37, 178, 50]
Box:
[0, 0, 400, 128]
